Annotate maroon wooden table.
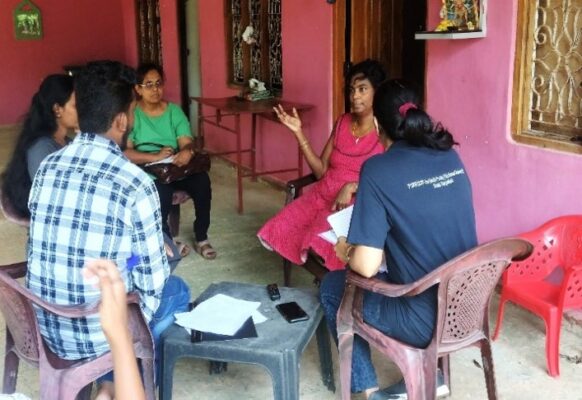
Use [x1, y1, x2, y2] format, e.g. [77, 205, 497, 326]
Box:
[191, 96, 313, 213]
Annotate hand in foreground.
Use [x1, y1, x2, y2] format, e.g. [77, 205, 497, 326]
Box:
[334, 236, 351, 264]
[332, 182, 357, 211]
[157, 146, 174, 161]
[273, 104, 302, 135]
[83, 259, 128, 342]
[172, 149, 192, 167]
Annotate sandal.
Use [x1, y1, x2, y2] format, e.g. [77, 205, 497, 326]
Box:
[175, 241, 191, 257]
[194, 240, 217, 260]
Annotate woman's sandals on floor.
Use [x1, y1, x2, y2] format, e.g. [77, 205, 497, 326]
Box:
[174, 241, 191, 257]
[194, 240, 217, 260]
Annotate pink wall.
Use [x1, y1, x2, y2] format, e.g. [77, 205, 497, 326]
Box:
[0, 0, 130, 125]
[121, 1, 139, 68]
[198, 0, 333, 182]
[424, 0, 582, 241]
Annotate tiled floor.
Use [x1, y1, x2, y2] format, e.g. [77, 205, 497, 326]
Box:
[1, 125, 582, 399]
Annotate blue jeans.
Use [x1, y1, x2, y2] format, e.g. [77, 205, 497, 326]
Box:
[99, 275, 191, 384]
[149, 275, 191, 343]
[320, 270, 378, 392]
[321, 270, 437, 393]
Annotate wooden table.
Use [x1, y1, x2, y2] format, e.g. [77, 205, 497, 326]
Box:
[191, 96, 313, 213]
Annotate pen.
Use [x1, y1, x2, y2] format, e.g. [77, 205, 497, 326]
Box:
[126, 253, 140, 272]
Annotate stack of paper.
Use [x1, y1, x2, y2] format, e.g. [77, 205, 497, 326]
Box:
[174, 294, 267, 335]
[318, 205, 388, 273]
[318, 205, 354, 244]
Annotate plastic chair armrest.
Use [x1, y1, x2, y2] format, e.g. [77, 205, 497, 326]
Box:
[0, 269, 141, 318]
[346, 271, 427, 298]
[347, 238, 533, 298]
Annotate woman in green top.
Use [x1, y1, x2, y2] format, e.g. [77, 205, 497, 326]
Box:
[124, 63, 216, 260]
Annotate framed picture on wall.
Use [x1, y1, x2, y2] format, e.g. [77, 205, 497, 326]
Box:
[13, 0, 43, 40]
[441, 0, 483, 31]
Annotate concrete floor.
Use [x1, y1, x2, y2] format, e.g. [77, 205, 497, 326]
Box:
[1, 125, 582, 399]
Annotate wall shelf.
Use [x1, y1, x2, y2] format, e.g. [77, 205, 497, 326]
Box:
[415, 30, 486, 40]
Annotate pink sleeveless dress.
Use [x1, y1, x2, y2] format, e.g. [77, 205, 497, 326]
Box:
[257, 113, 384, 271]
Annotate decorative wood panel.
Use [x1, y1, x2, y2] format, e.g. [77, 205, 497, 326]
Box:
[268, 0, 283, 91]
[136, 0, 163, 66]
[512, 0, 582, 153]
[231, 0, 245, 84]
[226, 0, 282, 93]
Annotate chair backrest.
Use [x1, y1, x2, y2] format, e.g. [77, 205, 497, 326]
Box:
[0, 271, 40, 364]
[435, 239, 532, 352]
[505, 215, 582, 284]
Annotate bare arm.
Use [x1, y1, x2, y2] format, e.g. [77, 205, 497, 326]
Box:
[332, 181, 358, 211]
[83, 260, 146, 400]
[349, 245, 384, 278]
[303, 134, 334, 179]
[124, 139, 174, 165]
[172, 136, 195, 167]
[272, 105, 335, 179]
[334, 237, 383, 278]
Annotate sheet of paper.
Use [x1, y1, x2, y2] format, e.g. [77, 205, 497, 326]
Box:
[173, 294, 261, 336]
[322, 205, 389, 273]
[327, 205, 354, 239]
[318, 229, 338, 245]
[144, 155, 175, 167]
[179, 310, 267, 335]
[252, 310, 268, 324]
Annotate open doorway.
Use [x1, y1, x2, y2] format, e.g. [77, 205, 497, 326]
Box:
[177, 0, 201, 132]
[332, 0, 427, 118]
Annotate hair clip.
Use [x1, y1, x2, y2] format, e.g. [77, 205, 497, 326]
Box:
[399, 102, 417, 117]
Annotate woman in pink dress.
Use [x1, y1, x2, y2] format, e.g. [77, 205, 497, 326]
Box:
[258, 59, 387, 271]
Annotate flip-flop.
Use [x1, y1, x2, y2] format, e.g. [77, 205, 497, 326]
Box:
[194, 240, 217, 260]
[175, 241, 191, 257]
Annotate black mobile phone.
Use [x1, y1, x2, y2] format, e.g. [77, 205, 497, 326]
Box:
[276, 301, 309, 323]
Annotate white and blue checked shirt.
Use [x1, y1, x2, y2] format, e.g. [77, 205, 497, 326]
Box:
[27, 132, 170, 360]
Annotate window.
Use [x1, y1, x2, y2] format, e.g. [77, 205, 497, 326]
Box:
[226, 0, 283, 94]
[512, 0, 582, 153]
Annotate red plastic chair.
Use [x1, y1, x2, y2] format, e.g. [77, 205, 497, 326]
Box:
[337, 238, 533, 400]
[0, 270, 156, 400]
[493, 215, 582, 377]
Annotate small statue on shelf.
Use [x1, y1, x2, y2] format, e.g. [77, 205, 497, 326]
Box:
[453, 0, 469, 27]
[239, 78, 272, 101]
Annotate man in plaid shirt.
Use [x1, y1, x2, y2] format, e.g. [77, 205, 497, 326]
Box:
[26, 61, 190, 397]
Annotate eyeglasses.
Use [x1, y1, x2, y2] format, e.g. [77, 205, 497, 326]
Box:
[138, 80, 163, 90]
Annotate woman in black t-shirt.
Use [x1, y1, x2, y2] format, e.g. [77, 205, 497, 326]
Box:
[320, 79, 477, 400]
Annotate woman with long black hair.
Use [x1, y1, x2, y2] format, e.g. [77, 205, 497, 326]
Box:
[1, 74, 77, 219]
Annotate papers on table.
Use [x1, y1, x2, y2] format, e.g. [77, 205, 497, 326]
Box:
[174, 294, 266, 336]
[144, 155, 175, 167]
[318, 205, 354, 244]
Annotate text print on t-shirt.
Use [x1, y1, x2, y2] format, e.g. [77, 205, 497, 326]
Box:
[406, 169, 465, 190]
